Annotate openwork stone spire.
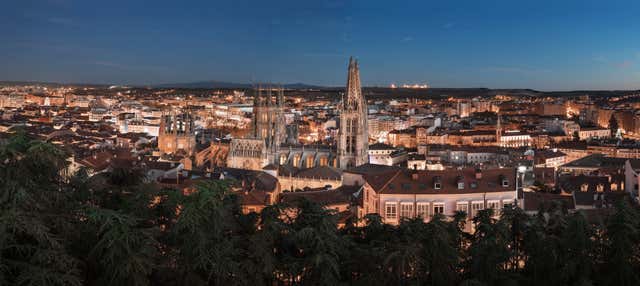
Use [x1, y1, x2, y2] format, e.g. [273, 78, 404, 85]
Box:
[344, 57, 364, 112]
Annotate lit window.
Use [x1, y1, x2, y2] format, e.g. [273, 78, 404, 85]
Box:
[400, 203, 413, 218]
[471, 202, 484, 218]
[456, 202, 469, 215]
[416, 203, 429, 220]
[433, 203, 445, 215]
[385, 202, 397, 220]
[487, 201, 500, 216]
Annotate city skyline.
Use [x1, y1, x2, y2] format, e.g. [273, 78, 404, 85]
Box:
[4, 0, 640, 90]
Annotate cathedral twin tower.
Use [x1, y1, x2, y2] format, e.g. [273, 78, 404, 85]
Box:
[229, 57, 369, 170]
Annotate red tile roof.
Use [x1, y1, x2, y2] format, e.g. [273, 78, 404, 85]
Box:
[366, 167, 515, 195]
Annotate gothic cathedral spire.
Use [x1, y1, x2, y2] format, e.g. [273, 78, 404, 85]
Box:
[338, 57, 369, 169]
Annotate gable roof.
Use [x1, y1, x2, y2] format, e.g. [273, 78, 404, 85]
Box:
[279, 185, 360, 206]
[522, 192, 575, 212]
[365, 167, 515, 195]
[562, 154, 636, 169]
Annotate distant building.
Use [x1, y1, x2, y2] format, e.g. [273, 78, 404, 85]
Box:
[578, 127, 610, 140]
[157, 111, 197, 156]
[534, 149, 566, 169]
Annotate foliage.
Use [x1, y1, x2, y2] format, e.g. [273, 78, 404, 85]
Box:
[1, 134, 640, 285]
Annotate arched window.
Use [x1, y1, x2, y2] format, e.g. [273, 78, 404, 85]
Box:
[306, 157, 314, 168]
[319, 156, 328, 166]
[293, 154, 301, 167]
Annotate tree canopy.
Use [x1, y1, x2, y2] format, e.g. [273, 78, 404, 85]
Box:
[1, 133, 639, 286]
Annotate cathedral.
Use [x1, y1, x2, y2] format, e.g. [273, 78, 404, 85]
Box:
[227, 57, 369, 171]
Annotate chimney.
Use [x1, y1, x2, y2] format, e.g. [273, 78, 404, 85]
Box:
[475, 168, 482, 180]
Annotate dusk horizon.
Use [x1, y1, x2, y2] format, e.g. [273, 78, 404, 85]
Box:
[4, 0, 640, 90]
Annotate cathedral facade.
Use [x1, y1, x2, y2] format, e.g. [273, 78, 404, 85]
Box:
[227, 58, 369, 171]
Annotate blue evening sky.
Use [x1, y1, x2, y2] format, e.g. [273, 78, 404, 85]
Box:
[2, 0, 640, 90]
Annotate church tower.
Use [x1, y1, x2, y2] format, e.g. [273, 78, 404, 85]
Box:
[338, 57, 369, 169]
[158, 110, 197, 156]
[252, 85, 286, 164]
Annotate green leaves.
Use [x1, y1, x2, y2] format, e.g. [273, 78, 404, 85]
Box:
[85, 208, 158, 286]
[2, 134, 640, 285]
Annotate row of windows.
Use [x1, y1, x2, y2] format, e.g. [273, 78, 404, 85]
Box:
[385, 202, 445, 221]
[279, 154, 331, 168]
[395, 179, 509, 191]
[384, 200, 513, 221]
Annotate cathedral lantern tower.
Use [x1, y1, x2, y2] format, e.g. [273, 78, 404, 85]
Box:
[338, 57, 369, 169]
[158, 110, 197, 156]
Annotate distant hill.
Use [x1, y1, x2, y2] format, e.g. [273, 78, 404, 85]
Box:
[2, 80, 639, 99]
[151, 80, 326, 89]
[0, 81, 109, 87]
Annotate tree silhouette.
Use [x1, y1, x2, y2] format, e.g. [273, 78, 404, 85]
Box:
[2, 133, 640, 285]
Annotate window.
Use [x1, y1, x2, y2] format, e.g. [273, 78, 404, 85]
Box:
[487, 201, 499, 210]
[385, 202, 397, 220]
[471, 202, 484, 218]
[416, 203, 429, 220]
[457, 182, 465, 189]
[400, 203, 413, 218]
[293, 154, 300, 167]
[487, 201, 500, 216]
[433, 203, 445, 215]
[456, 202, 469, 215]
[501, 179, 509, 187]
